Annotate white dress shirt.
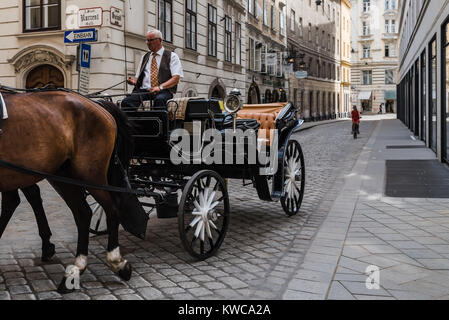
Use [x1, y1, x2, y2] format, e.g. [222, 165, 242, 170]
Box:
[135, 47, 184, 90]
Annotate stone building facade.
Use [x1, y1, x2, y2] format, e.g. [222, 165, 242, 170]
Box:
[350, 0, 399, 114]
[286, 0, 348, 121]
[245, 0, 288, 104]
[0, 0, 247, 99]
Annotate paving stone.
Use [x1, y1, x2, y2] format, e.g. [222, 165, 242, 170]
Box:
[62, 292, 91, 300]
[119, 294, 143, 300]
[137, 287, 163, 300]
[11, 294, 36, 300]
[187, 287, 214, 297]
[5, 278, 27, 286]
[37, 291, 62, 300]
[30, 280, 57, 292]
[282, 290, 323, 300]
[8, 285, 32, 295]
[0, 292, 11, 300]
[93, 294, 118, 300]
[327, 281, 356, 300]
[220, 277, 248, 289]
[43, 264, 65, 274]
[338, 281, 391, 297]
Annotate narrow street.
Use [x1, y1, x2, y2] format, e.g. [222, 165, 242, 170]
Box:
[0, 117, 378, 300]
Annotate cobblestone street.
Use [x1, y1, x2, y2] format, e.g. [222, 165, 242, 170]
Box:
[0, 119, 375, 300]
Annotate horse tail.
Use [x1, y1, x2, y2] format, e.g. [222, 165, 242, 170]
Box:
[96, 100, 135, 186]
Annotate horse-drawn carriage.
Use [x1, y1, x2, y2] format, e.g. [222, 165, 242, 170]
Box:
[88, 90, 306, 260]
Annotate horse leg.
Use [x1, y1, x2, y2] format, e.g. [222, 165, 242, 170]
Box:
[0, 190, 21, 238]
[21, 184, 55, 262]
[49, 181, 92, 294]
[87, 188, 132, 282]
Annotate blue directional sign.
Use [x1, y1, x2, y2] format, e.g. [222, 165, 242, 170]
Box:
[80, 43, 91, 69]
[64, 28, 97, 43]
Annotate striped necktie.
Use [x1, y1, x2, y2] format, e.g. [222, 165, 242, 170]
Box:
[150, 53, 159, 88]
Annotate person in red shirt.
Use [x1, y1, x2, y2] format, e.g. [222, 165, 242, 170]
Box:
[351, 106, 361, 135]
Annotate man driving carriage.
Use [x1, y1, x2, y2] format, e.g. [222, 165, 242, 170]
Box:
[122, 29, 184, 110]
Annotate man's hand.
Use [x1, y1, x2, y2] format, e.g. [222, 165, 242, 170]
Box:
[150, 86, 161, 94]
[127, 76, 137, 86]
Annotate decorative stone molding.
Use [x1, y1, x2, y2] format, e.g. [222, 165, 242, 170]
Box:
[9, 46, 74, 73]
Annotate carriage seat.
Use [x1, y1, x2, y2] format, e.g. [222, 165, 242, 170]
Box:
[237, 102, 287, 146]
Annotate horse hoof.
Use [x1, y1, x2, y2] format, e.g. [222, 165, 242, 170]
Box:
[41, 243, 56, 262]
[118, 262, 132, 281]
[57, 277, 75, 294]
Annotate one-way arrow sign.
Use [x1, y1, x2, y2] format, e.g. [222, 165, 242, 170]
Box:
[64, 28, 97, 43]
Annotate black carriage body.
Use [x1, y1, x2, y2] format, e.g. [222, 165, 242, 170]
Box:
[124, 99, 302, 198]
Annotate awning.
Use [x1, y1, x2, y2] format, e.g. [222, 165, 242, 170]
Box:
[385, 90, 397, 100]
[358, 91, 372, 100]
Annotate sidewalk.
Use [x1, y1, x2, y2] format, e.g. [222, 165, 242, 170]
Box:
[285, 116, 449, 300]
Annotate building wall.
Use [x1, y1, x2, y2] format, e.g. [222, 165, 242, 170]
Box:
[351, 0, 399, 114]
[397, 0, 449, 163]
[245, 0, 288, 105]
[340, 0, 352, 117]
[286, 0, 343, 121]
[0, 0, 247, 100]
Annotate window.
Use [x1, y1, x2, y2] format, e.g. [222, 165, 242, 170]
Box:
[271, 1, 275, 30]
[363, 44, 371, 58]
[185, 0, 196, 50]
[224, 16, 232, 62]
[159, 0, 172, 42]
[248, 38, 255, 70]
[362, 21, 370, 36]
[299, 17, 303, 37]
[24, 0, 61, 32]
[308, 23, 312, 41]
[362, 70, 372, 85]
[429, 38, 437, 152]
[363, 0, 370, 12]
[208, 5, 217, 57]
[385, 44, 395, 57]
[248, 0, 255, 16]
[385, 19, 396, 33]
[263, 0, 268, 25]
[235, 22, 241, 65]
[385, 70, 395, 84]
[290, 10, 295, 32]
[279, 8, 285, 36]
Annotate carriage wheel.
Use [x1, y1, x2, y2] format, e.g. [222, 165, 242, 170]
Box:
[178, 170, 230, 260]
[281, 140, 305, 216]
[86, 194, 108, 236]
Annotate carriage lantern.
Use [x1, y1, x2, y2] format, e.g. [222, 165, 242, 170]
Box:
[224, 88, 243, 132]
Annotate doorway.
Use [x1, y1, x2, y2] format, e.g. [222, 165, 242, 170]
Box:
[26, 64, 64, 89]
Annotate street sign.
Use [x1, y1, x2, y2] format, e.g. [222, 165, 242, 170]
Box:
[295, 71, 308, 79]
[110, 6, 123, 27]
[78, 7, 103, 28]
[64, 28, 97, 43]
[78, 43, 91, 95]
[80, 43, 91, 69]
[79, 67, 90, 95]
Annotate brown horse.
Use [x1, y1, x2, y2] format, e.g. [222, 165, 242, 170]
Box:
[0, 89, 134, 293]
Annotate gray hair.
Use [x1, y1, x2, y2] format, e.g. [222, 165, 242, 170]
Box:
[148, 29, 163, 40]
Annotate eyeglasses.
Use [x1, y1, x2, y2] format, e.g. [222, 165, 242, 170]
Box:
[146, 38, 161, 43]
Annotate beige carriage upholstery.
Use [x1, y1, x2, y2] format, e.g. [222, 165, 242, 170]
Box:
[142, 97, 193, 120]
[237, 102, 288, 146]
